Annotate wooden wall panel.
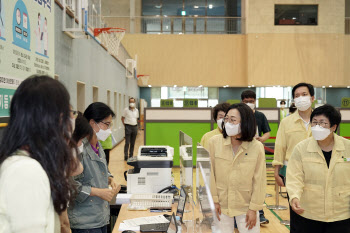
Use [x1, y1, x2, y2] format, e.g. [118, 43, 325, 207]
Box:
[122, 34, 247, 87]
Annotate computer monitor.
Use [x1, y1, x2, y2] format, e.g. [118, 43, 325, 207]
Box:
[179, 131, 193, 196]
[197, 162, 218, 231]
[176, 186, 187, 220]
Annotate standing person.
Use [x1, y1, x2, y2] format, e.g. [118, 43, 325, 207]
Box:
[43, 17, 48, 56]
[241, 90, 271, 224]
[60, 112, 93, 233]
[210, 103, 266, 233]
[280, 100, 288, 120]
[286, 104, 350, 233]
[272, 83, 314, 232]
[68, 102, 120, 233]
[122, 97, 139, 161]
[0, 75, 77, 233]
[200, 102, 230, 150]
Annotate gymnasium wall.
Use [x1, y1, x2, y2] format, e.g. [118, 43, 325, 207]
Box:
[121, 0, 349, 88]
[55, 4, 139, 144]
[245, 0, 344, 34]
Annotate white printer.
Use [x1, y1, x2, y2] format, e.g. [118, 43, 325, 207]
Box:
[126, 146, 174, 194]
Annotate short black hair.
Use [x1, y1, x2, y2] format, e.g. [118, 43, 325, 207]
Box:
[129, 97, 135, 101]
[222, 103, 256, 141]
[241, 90, 256, 100]
[73, 112, 93, 142]
[84, 102, 115, 123]
[310, 104, 341, 132]
[280, 100, 286, 105]
[292, 83, 314, 98]
[289, 103, 297, 114]
[213, 103, 231, 120]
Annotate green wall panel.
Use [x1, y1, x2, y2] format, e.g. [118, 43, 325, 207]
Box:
[259, 98, 277, 108]
[265, 123, 278, 143]
[145, 123, 211, 166]
[339, 123, 350, 139]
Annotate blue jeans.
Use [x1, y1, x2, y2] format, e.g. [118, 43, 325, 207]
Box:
[71, 225, 107, 233]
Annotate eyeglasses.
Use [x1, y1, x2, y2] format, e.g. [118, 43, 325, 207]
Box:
[311, 121, 329, 128]
[100, 121, 113, 129]
[70, 110, 78, 119]
[224, 116, 238, 124]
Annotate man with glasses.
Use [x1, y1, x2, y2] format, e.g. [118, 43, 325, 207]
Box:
[122, 97, 139, 161]
[272, 83, 314, 232]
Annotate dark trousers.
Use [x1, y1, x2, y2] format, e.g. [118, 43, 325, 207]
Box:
[104, 149, 110, 165]
[292, 215, 350, 233]
[124, 124, 138, 158]
[281, 174, 298, 232]
[71, 225, 107, 233]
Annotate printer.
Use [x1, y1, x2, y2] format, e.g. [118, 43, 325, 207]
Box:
[126, 146, 174, 194]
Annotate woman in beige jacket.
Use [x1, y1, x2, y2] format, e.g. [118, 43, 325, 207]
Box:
[209, 103, 266, 233]
[286, 104, 350, 233]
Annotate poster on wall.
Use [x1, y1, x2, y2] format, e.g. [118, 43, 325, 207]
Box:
[0, 0, 54, 117]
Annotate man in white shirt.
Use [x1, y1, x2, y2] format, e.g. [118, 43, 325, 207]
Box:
[122, 97, 139, 161]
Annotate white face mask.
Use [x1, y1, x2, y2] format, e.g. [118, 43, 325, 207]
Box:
[311, 125, 331, 141]
[95, 122, 112, 141]
[217, 118, 223, 130]
[225, 122, 241, 137]
[78, 144, 84, 154]
[129, 103, 135, 108]
[281, 104, 286, 108]
[246, 103, 255, 110]
[294, 96, 312, 111]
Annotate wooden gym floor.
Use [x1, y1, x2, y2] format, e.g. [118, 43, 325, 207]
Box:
[108, 130, 290, 233]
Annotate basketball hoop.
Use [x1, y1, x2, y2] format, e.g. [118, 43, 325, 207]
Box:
[94, 27, 126, 57]
[137, 75, 150, 86]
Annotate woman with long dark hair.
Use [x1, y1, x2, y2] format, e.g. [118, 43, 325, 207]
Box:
[0, 75, 77, 233]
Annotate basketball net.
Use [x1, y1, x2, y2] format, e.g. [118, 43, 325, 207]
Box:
[137, 75, 150, 86]
[94, 28, 126, 57]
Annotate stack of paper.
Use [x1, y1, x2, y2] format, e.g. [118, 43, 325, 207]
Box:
[118, 215, 170, 231]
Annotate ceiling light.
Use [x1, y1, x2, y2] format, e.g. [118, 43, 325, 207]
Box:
[248, 86, 251, 88]
[199, 85, 203, 87]
[252, 85, 255, 87]
[209, 4, 213, 9]
[174, 85, 177, 87]
[329, 85, 332, 88]
[347, 86, 350, 88]
[148, 85, 152, 87]
[181, 10, 186, 16]
[194, 5, 199, 9]
[322, 86, 325, 88]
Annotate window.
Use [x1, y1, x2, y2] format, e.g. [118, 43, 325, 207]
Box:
[77, 82, 85, 113]
[275, 5, 318, 26]
[107, 90, 111, 107]
[92, 86, 99, 102]
[114, 92, 118, 128]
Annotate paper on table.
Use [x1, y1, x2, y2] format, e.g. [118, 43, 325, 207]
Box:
[118, 223, 140, 232]
[122, 215, 170, 228]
